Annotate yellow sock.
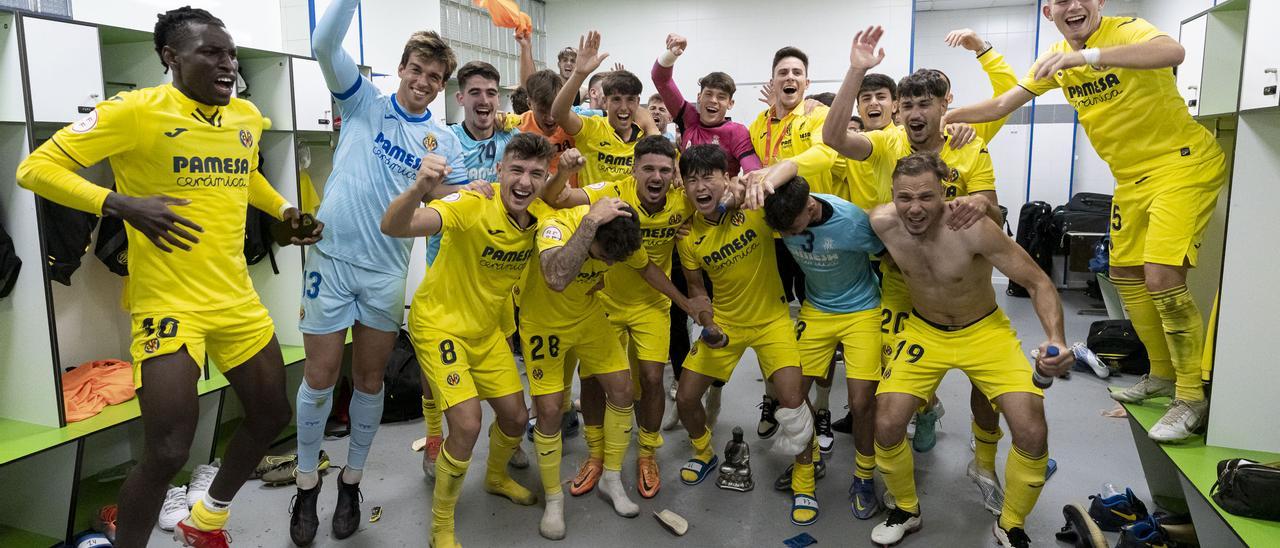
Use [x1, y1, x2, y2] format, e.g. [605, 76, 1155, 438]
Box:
[854, 450, 876, 480]
[485, 424, 535, 505]
[973, 421, 1003, 472]
[1151, 285, 1205, 402]
[560, 386, 573, 415]
[791, 462, 818, 523]
[875, 439, 919, 514]
[603, 401, 634, 471]
[189, 499, 230, 531]
[1112, 277, 1175, 381]
[584, 424, 605, 461]
[534, 429, 563, 496]
[432, 446, 470, 539]
[423, 396, 443, 438]
[811, 436, 821, 463]
[681, 428, 713, 483]
[638, 427, 663, 458]
[999, 445, 1048, 530]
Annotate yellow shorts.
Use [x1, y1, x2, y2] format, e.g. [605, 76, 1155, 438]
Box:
[129, 300, 275, 388]
[412, 327, 522, 411]
[877, 308, 1042, 403]
[501, 295, 517, 339]
[878, 262, 912, 365]
[684, 315, 799, 383]
[797, 304, 882, 381]
[608, 303, 671, 364]
[522, 314, 629, 397]
[1110, 154, 1227, 268]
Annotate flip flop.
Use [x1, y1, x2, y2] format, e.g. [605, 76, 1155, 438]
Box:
[680, 455, 719, 486]
[791, 492, 820, 526]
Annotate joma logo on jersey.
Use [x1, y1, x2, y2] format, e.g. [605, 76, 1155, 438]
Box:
[480, 246, 533, 262]
[596, 152, 634, 167]
[172, 156, 251, 174]
[702, 229, 758, 265]
[373, 132, 423, 170]
[1066, 73, 1122, 100]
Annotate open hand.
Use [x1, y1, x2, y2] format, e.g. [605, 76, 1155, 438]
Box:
[104, 193, 203, 253]
[575, 31, 610, 75]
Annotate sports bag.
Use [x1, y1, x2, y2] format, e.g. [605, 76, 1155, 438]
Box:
[1211, 459, 1280, 521]
[1086, 320, 1149, 375]
[1008, 201, 1055, 297]
[381, 329, 424, 423]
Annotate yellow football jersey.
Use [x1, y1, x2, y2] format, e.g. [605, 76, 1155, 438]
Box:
[677, 208, 788, 328]
[573, 115, 643, 185]
[411, 185, 544, 339]
[583, 177, 692, 311]
[39, 83, 286, 314]
[974, 47, 1019, 144]
[1019, 16, 1222, 182]
[520, 205, 649, 329]
[863, 127, 995, 205]
[749, 102, 840, 195]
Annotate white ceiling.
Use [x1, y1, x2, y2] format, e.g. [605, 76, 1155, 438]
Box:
[915, 0, 1036, 11]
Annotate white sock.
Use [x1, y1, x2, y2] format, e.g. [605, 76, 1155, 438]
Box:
[202, 492, 231, 512]
[296, 470, 320, 490]
[540, 492, 566, 540]
[815, 383, 831, 412]
[598, 470, 639, 517]
[341, 467, 362, 485]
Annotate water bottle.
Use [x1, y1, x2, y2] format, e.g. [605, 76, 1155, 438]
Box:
[1102, 482, 1124, 499]
[1031, 346, 1060, 388]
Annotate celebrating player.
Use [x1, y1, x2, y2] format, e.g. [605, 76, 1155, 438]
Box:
[868, 153, 1071, 547]
[17, 7, 320, 547]
[946, 1, 1226, 443]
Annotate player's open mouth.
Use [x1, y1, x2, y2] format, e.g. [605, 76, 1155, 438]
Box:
[705, 105, 720, 114]
[213, 75, 235, 95]
[475, 106, 492, 116]
[866, 108, 882, 119]
[645, 181, 665, 194]
[409, 87, 429, 100]
[782, 85, 798, 96]
[616, 112, 631, 121]
[511, 187, 533, 200]
[907, 120, 926, 131]
[1065, 14, 1087, 30]
[694, 192, 714, 206]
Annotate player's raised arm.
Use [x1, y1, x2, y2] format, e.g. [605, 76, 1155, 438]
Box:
[311, 0, 363, 95]
[825, 27, 884, 161]
[553, 31, 609, 136]
[945, 86, 1035, 125]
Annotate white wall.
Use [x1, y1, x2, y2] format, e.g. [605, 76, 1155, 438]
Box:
[74, 0, 285, 52]
[545, 0, 913, 126]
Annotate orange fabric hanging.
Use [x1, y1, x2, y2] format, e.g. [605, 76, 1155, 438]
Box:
[62, 359, 135, 422]
[474, 0, 532, 36]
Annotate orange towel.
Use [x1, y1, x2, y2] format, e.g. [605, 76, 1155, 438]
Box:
[62, 359, 135, 422]
[474, 0, 532, 36]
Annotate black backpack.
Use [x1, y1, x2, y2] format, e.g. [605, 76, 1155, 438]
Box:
[1086, 320, 1149, 375]
[1053, 192, 1113, 238]
[1008, 201, 1056, 297]
[94, 215, 129, 276]
[381, 329, 424, 423]
[1212, 459, 1280, 521]
[0, 217, 20, 298]
[244, 206, 279, 274]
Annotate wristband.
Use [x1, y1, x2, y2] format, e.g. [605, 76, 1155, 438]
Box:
[279, 202, 296, 218]
[1081, 48, 1101, 66]
[658, 50, 678, 67]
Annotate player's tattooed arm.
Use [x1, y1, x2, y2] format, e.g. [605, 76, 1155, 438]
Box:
[540, 197, 632, 291]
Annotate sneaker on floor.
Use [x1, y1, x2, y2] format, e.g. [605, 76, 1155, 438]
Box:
[1057, 502, 1107, 548]
[186, 462, 220, 507]
[263, 451, 329, 486]
[815, 409, 834, 454]
[1148, 399, 1208, 443]
[966, 459, 1004, 516]
[332, 469, 362, 539]
[756, 395, 779, 439]
[509, 444, 530, 469]
[906, 411, 918, 440]
[912, 401, 944, 453]
[525, 417, 538, 442]
[637, 455, 661, 499]
[1110, 375, 1174, 404]
[870, 507, 922, 545]
[667, 374, 677, 401]
[993, 522, 1032, 548]
[848, 477, 881, 520]
[569, 457, 603, 496]
[289, 481, 321, 546]
[251, 454, 296, 480]
[772, 459, 826, 491]
[158, 486, 190, 532]
[562, 411, 581, 439]
[1117, 515, 1179, 548]
[174, 519, 231, 548]
[831, 411, 853, 435]
[423, 436, 443, 479]
[1087, 486, 1149, 532]
[1071, 342, 1110, 378]
[661, 399, 681, 431]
